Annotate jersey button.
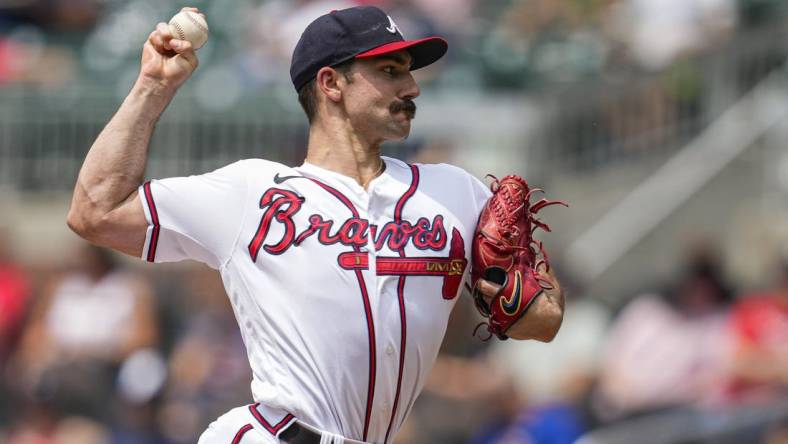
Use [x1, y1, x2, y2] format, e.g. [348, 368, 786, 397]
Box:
[386, 345, 395, 356]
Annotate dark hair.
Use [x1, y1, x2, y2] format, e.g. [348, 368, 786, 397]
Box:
[297, 59, 355, 124]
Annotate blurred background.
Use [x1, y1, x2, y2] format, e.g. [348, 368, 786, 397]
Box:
[1, 0, 788, 443]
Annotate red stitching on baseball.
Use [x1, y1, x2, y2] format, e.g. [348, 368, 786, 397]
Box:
[185, 12, 209, 34]
[171, 21, 186, 40]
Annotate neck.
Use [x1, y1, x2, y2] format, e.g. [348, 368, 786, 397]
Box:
[305, 118, 384, 188]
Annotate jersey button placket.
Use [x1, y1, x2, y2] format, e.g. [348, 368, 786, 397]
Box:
[359, 197, 382, 441]
[368, 186, 397, 440]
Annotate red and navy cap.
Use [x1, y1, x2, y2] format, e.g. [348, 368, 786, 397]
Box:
[290, 6, 448, 92]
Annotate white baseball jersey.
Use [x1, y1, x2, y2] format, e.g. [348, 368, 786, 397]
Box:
[138, 156, 491, 443]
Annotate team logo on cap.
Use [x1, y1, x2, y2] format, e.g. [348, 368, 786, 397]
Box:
[386, 16, 401, 35]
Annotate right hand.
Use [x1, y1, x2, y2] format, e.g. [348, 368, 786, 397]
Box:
[139, 7, 203, 91]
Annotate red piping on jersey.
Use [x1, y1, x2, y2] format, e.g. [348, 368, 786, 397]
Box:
[248, 403, 295, 435]
[308, 177, 377, 441]
[394, 166, 419, 222]
[384, 164, 420, 444]
[142, 181, 160, 262]
[232, 424, 253, 444]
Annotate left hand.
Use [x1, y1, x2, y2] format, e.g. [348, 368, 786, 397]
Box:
[506, 262, 564, 341]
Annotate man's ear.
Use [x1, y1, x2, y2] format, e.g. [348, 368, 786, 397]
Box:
[315, 67, 344, 103]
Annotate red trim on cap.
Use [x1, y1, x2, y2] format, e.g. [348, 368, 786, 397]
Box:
[355, 36, 447, 60]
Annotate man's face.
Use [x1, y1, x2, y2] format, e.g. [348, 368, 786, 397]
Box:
[340, 50, 421, 142]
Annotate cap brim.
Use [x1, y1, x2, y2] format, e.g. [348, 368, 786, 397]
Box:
[355, 37, 448, 70]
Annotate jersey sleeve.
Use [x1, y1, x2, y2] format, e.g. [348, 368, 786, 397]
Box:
[138, 161, 249, 269]
[468, 173, 493, 217]
[420, 162, 492, 218]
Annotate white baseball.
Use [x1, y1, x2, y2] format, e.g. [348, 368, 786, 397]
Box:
[168, 10, 209, 50]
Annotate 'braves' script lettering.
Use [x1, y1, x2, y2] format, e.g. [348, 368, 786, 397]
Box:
[248, 190, 447, 261]
[248, 188, 304, 260]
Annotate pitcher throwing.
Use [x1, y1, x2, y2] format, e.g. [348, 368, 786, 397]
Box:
[68, 6, 564, 443]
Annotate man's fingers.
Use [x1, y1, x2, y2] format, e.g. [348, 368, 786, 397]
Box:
[147, 33, 167, 56]
[148, 26, 174, 54]
[477, 279, 502, 301]
[535, 266, 559, 291]
[175, 45, 199, 70]
[155, 23, 174, 49]
[181, 6, 207, 20]
[170, 39, 193, 54]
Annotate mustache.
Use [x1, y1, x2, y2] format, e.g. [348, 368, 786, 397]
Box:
[390, 99, 417, 119]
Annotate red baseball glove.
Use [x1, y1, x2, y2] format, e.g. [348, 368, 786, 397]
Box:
[471, 175, 566, 340]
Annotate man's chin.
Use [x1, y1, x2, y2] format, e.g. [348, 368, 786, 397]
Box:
[383, 120, 411, 141]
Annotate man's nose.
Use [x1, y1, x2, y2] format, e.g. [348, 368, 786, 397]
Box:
[400, 73, 421, 100]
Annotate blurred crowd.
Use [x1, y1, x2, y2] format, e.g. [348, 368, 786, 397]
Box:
[0, 234, 253, 444]
[408, 242, 788, 444]
[2, 1, 788, 443]
[0, 229, 787, 443]
[3, 0, 787, 189]
[0, 0, 785, 96]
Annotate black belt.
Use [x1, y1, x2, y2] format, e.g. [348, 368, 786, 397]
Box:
[278, 421, 367, 444]
[279, 422, 322, 444]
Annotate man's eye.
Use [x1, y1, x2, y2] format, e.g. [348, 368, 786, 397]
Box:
[383, 66, 395, 75]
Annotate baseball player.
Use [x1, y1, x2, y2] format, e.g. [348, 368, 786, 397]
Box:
[68, 6, 564, 444]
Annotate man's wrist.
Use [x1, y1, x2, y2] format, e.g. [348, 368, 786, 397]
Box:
[131, 76, 179, 102]
[125, 76, 178, 122]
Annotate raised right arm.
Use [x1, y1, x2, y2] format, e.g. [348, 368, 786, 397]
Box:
[67, 8, 202, 257]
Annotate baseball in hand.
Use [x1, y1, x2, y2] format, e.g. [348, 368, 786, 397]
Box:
[168, 10, 209, 50]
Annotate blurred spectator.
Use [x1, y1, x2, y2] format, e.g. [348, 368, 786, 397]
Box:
[10, 243, 158, 420]
[479, 0, 610, 89]
[409, 0, 475, 30]
[406, 295, 500, 443]
[469, 267, 605, 444]
[472, 402, 586, 444]
[415, 266, 598, 444]
[593, 243, 733, 421]
[766, 419, 788, 444]
[489, 278, 609, 406]
[0, 227, 30, 358]
[0, 0, 104, 30]
[242, 0, 359, 89]
[727, 260, 788, 403]
[4, 413, 110, 444]
[738, 0, 788, 27]
[608, 0, 737, 70]
[154, 267, 251, 444]
[0, 30, 77, 89]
